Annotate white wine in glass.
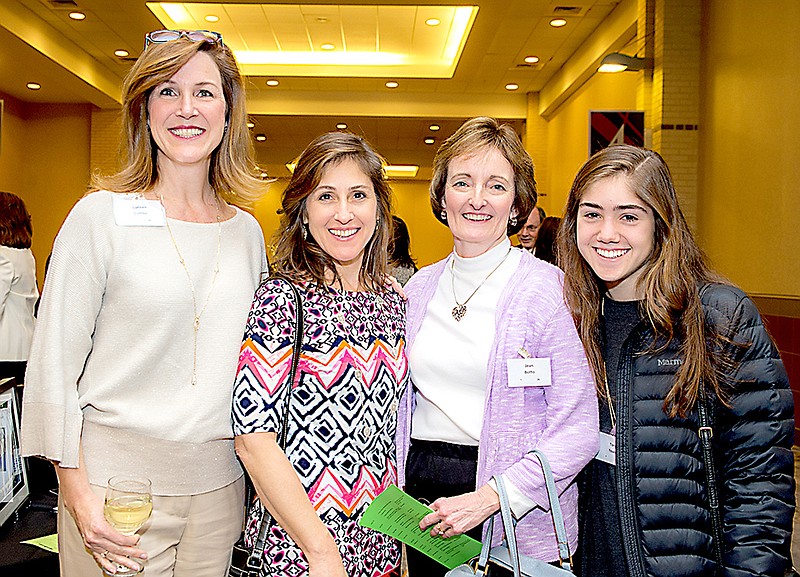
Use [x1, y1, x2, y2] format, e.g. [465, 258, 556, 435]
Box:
[103, 475, 152, 576]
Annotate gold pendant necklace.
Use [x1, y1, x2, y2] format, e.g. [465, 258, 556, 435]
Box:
[161, 194, 222, 385]
[451, 247, 512, 321]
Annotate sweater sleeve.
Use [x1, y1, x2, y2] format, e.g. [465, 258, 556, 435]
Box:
[706, 286, 794, 577]
[501, 279, 600, 513]
[0, 253, 12, 314]
[20, 194, 111, 467]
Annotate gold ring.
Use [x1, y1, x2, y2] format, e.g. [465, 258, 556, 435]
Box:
[100, 550, 109, 559]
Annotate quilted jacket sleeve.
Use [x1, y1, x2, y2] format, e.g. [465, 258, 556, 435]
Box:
[702, 284, 795, 577]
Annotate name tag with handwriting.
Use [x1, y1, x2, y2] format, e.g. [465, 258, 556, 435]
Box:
[113, 194, 166, 226]
[507, 357, 552, 387]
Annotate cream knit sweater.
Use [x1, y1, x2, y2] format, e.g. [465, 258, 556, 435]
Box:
[21, 191, 266, 495]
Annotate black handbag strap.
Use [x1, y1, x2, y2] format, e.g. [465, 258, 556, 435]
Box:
[697, 389, 724, 571]
[245, 278, 304, 575]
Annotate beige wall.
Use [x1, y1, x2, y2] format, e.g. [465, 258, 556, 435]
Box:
[542, 72, 639, 217]
[0, 92, 92, 284]
[699, 0, 800, 297]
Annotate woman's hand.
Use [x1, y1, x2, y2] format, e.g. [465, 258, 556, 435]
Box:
[57, 465, 147, 574]
[419, 484, 500, 538]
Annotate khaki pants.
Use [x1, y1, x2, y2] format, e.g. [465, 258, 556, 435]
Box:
[58, 478, 244, 577]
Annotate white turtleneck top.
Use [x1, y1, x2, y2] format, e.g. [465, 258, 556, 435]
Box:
[409, 238, 521, 444]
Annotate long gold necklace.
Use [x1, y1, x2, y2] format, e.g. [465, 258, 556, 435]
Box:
[450, 247, 512, 321]
[160, 194, 222, 385]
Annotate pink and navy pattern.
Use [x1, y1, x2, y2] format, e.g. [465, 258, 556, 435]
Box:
[233, 279, 407, 577]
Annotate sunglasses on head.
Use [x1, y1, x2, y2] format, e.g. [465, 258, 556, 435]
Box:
[144, 29, 224, 48]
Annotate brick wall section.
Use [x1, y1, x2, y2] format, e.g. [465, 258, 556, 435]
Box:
[525, 92, 550, 206]
[90, 108, 123, 181]
[640, 0, 701, 229]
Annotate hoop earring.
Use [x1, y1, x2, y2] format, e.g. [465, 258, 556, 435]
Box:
[440, 209, 447, 221]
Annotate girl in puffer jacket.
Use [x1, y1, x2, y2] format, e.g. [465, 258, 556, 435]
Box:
[556, 144, 794, 577]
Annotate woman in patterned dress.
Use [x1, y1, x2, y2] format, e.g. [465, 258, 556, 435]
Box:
[233, 131, 407, 577]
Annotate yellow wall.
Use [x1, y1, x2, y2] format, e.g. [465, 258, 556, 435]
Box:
[699, 0, 800, 297]
[253, 177, 452, 269]
[0, 93, 92, 284]
[542, 72, 639, 217]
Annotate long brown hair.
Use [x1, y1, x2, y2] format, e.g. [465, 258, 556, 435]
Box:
[92, 35, 263, 206]
[430, 117, 537, 236]
[0, 192, 33, 248]
[557, 145, 727, 417]
[271, 132, 394, 292]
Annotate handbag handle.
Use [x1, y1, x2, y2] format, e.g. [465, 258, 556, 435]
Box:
[476, 449, 572, 576]
[245, 278, 304, 575]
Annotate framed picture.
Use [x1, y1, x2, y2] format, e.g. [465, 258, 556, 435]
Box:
[589, 110, 645, 156]
[0, 380, 29, 527]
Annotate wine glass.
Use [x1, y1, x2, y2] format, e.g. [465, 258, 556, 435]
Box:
[103, 475, 152, 576]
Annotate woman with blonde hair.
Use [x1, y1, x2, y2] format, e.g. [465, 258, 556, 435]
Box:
[233, 131, 407, 577]
[21, 30, 266, 576]
[557, 144, 793, 577]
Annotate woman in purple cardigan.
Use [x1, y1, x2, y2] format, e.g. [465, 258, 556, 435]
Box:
[395, 117, 598, 575]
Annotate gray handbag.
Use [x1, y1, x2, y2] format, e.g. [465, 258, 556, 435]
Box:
[445, 450, 573, 577]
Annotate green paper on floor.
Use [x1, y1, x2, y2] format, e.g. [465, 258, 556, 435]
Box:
[22, 533, 59, 553]
[360, 485, 482, 569]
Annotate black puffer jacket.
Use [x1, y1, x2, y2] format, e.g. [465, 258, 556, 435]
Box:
[605, 283, 794, 577]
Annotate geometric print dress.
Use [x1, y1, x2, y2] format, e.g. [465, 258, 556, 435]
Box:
[233, 278, 408, 577]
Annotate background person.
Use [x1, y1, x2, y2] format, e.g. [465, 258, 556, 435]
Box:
[21, 29, 266, 577]
[396, 117, 598, 576]
[533, 216, 562, 266]
[389, 215, 418, 286]
[233, 131, 407, 577]
[516, 205, 545, 251]
[0, 191, 38, 385]
[557, 144, 794, 577]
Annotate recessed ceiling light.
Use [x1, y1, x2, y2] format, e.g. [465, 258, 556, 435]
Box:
[266, 79, 279, 87]
[68, 11, 86, 21]
[505, 83, 519, 91]
[246, 121, 255, 129]
[425, 18, 440, 26]
[336, 123, 347, 130]
[114, 49, 129, 58]
[549, 18, 567, 28]
[255, 134, 267, 142]
[321, 43, 335, 51]
[429, 124, 441, 131]
[26, 82, 41, 90]
[524, 55, 540, 64]
[385, 81, 399, 89]
[205, 15, 220, 23]
[424, 137, 435, 145]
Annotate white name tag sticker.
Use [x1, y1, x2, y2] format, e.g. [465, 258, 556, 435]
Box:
[113, 194, 166, 226]
[507, 357, 552, 387]
[595, 432, 616, 465]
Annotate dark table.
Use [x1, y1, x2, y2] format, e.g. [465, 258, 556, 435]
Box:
[0, 493, 59, 577]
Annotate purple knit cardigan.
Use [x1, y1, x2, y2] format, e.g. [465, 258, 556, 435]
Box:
[395, 250, 599, 561]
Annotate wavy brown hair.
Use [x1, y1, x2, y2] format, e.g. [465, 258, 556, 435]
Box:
[92, 35, 263, 206]
[430, 117, 537, 236]
[0, 192, 33, 249]
[271, 132, 394, 292]
[557, 145, 727, 417]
